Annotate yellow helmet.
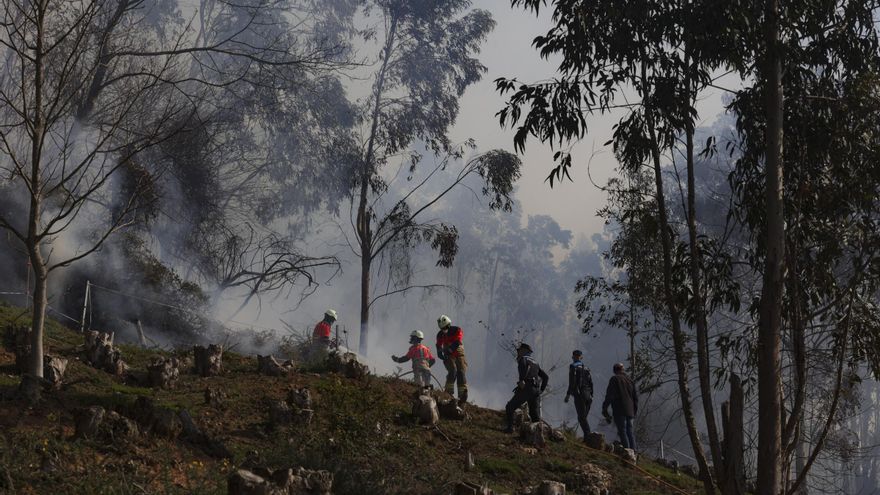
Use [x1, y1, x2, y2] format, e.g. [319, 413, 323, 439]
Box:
[324, 309, 337, 320]
[437, 315, 452, 329]
[410, 330, 424, 340]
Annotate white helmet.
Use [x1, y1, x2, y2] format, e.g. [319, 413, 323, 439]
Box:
[324, 309, 337, 320]
[437, 315, 452, 329]
[410, 330, 424, 340]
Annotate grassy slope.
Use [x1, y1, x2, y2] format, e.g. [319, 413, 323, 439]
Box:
[0, 303, 703, 495]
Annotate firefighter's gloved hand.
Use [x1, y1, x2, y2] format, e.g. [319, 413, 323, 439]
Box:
[564, 395, 570, 403]
[437, 351, 447, 361]
[391, 355, 399, 362]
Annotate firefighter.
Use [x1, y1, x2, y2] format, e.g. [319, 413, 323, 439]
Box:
[312, 309, 337, 352]
[392, 330, 436, 387]
[564, 349, 594, 440]
[436, 315, 468, 403]
[503, 342, 549, 433]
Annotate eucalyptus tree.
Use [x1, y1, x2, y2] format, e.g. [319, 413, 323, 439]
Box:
[499, 1, 880, 494]
[347, 0, 520, 356]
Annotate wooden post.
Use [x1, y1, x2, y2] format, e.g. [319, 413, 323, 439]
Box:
[136, 319, 147, 347]
[79, 280, 90, 333]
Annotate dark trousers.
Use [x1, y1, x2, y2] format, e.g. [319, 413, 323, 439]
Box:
[505, 386, 541, 427]
[572, 395, 592, 436]
[614, 414, 636, 449]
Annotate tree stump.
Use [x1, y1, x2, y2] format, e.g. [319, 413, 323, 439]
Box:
[535, 481, 566, 495]
[519, 422, 547, 448]
[205, 387, 227, 408]
[268, 400, 293, 429]
[287, 387, 312, 410]
[412, 394, 439, 425]
[257, 355, 293, 376]
[193, 344, 223, 377]
[84, 330, 126, 375]
[43, 355, 68, 389]
[147, 357, 180, 389]
[438, 398, 466, 420]
[585, 432, 605, 451]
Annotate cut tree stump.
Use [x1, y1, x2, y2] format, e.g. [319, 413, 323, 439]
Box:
[193, 344, 223, 377]
[147, 357, 180, 389]
[84, 330, 126, 375]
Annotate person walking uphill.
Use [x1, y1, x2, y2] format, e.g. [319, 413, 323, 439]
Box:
[436, 315, 468, 403]
[602, 362, 638, 450]
[503, 343, 549, 433]
[564, 349, 594, 440]
[392, 331, 436, 387]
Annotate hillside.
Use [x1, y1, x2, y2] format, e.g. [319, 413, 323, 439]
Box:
[0, 303, 703, 494]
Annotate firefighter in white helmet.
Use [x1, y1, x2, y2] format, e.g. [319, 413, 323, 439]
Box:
[392, 330, 436, 387]
[436, 314, 468, 403]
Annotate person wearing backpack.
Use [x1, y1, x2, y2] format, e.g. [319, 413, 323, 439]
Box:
[564, 349, 594, 441]
[503, 343, 549, 433]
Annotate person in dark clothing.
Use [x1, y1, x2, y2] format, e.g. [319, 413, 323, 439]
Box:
[601, 362, 638, 449]
[564, 350, 593, 440]
[503, 343, 549, 433]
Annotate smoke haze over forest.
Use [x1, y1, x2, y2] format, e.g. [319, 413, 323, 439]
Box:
[1, 0, 879, 493]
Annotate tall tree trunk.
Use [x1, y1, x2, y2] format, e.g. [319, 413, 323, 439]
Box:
[721, 374, 746, 495]
[356, 13, 398, 356]
[22, 1, 48, 400]
[684, 74, 725, 487]
[358, 246, 371, 355]
[641, 60, 715, 495]
[757, 0, 785, 492]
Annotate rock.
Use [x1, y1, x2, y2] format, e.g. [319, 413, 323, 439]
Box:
[535, 481, 566, 495]
[287, 387, 312, 410]
[257, 355, 294, 376]
[205, 387, 227, 408]
[438, 398, 466, 420]
[43, 355, 68, 389]
[194, 344, 223, 376]
[84, 330, 127, 375]
[584, 432, 605, 451]
[147, 357, 180, 389]
[228, 467, 332, 495]
[74, 406, 106, 438]
[571, 463, 612, 495]
[549, 427, 565, 442]
[454, 481, 494, 494]
[268, 400, 293, 429]
[412, 394, 439, 426]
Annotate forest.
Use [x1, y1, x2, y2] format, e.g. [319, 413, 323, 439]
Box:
[0, 0, 879, 494]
